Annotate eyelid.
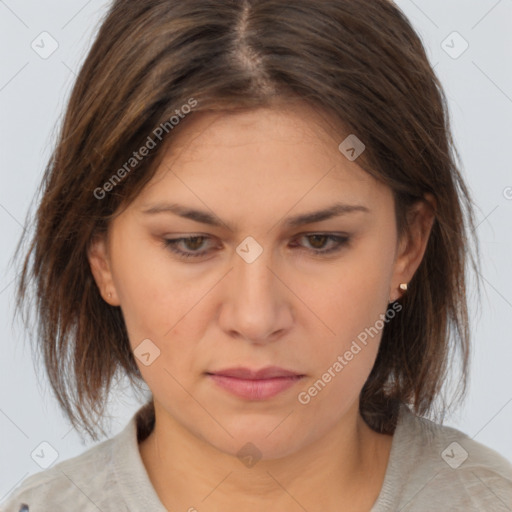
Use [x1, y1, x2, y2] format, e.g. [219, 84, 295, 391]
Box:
[162, 232, 351, 260]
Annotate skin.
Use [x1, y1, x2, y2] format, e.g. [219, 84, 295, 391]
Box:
[88, 103, 435, 512]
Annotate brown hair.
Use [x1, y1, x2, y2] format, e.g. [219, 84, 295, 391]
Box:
[13, 0, 481, 440]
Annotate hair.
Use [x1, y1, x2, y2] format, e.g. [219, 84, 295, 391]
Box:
[13, 0, 481, 441]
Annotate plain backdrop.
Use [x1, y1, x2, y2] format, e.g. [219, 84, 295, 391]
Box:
[1, 0, 511, 502]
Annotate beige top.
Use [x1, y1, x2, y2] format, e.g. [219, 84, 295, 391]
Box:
[1, 402, 511, 511]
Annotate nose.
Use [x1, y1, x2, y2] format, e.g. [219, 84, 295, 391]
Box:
[218, 241, 293, 345]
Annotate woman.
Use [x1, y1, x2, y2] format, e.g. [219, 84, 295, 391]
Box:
[3, 0, 511, 511]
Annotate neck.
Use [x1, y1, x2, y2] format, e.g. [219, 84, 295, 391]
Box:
[139, 400, 393, 512]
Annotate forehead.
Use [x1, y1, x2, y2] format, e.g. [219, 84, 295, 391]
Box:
[130, 106, 393, 227]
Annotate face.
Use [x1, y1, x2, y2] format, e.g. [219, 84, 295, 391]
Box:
[88, 103, 432, 459]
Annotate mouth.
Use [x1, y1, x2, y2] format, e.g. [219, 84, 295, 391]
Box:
[205, 366, 306, 400]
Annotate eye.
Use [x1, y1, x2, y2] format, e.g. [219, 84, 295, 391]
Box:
[292, 233, 351, 255]
[162, 236, 214, 259]
[162, 233, 350, 260]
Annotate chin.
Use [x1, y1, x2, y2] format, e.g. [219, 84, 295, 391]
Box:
[201, 420, 311, 463]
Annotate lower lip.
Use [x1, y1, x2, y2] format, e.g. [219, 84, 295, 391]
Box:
[208, 374, 304, 400]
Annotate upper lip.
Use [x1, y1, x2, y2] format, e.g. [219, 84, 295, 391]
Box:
[207, 366, 303, 380]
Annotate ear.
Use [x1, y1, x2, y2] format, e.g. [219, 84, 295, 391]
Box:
[390, 193, 436, 302]
[87, 233, 120, 306]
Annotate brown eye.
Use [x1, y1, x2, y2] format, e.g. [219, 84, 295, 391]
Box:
[182, 236, 207, 250]
[163, 236, 213, 259]
[293, 234, 350, 255]
[306, 234, 330, 250]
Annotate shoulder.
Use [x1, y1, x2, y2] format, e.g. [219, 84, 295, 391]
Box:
[374, 405, 512, 512]
[0, 427, 126, 512]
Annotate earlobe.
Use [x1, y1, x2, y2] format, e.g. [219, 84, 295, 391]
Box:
[390, 197, 436, 302]
[87, 234, 119, 305]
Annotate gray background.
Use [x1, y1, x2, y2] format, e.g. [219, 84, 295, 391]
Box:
[1, 0, 511, 501]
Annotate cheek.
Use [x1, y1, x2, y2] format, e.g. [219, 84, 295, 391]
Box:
[306, 239, 395, 377]
[110, 239, 209, 379]
[298, 296, 386, 413]
[321, 252, 393, 335]
[109, 231, 177, 344]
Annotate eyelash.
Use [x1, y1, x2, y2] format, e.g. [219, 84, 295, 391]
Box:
[162, 234, 351, 260]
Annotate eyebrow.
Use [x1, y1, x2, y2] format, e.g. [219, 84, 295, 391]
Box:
[141, 201, 370, 231]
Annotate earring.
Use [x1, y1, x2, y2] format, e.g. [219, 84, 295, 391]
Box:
[389, 283, 408, 304]
[108, 292, 112, 299]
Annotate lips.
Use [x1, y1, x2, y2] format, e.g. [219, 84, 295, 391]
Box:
[206, 366, 305, 400]
[207, 366, 303, 379]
